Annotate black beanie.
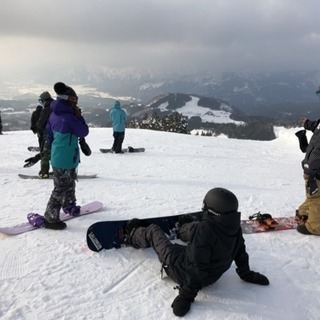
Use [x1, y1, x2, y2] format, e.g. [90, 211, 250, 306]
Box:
[54, 82, 78, 102]
[54, 82, 68, 95]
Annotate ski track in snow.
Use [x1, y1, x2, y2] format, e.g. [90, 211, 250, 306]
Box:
[1, 127, 320, 319]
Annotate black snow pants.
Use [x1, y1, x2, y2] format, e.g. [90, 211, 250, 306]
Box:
[131, 224, 187, 285]
[112, 131, 125, 153]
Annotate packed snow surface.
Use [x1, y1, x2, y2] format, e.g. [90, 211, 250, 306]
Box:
[0, 127, 319, 320]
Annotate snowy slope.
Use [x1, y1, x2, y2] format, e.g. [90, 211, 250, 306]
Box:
[158, 96, 245, 125]
[0, 127, 319, 320]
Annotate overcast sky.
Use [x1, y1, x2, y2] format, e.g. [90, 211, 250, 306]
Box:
[0, 0, 320, 82]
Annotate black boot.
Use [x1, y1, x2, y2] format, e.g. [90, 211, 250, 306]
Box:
[297, 224, 312, 235]
[44, 220, 67, 230]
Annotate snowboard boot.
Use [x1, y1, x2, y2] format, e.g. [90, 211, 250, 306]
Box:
[297, 224, 312, 235]
[43, 220, 67, 230]
[27, 213, 45, 228]
[178, 214, 194, 228]
[63, 203, 81, 216]
[176, 214, 194, 239]
[126, 218, 146, 245]
[38, 170, 50, 179]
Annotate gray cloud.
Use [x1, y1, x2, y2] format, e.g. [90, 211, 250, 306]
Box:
[0, 0, 319, 81]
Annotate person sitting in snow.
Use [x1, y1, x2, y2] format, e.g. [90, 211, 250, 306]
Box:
[296, 87, 320, 235]
[125, 187, 269, 317]
[43, 82, 89, 230]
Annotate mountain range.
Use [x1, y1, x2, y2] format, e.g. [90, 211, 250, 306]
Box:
[55, 66, 320, 103]
[60, 67, 320, 118]
[1, 68, 320, 122]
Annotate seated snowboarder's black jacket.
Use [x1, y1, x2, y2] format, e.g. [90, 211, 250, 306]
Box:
[167, 211, 250, 296]
[302, 119, 320, 178]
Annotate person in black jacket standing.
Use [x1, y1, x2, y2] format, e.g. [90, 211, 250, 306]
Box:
[37, 91, 53, 178]
[0, 110, 3, 134]
[126, 187, 269, 317]
[30, 103, 43, 147]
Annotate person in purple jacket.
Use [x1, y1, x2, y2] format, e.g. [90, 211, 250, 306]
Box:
[43, 82, 89, 230]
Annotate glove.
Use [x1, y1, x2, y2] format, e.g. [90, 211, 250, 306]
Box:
[295, 130, 308, 153]
[236, 269, 269, 285]
[171, 287, 197, 317]
[306, 176, 318, 195]
[298, 117, 308, 126]
[24, 153, 41, 168]
[79, 138, 91, 156]
[73, 105, 82, 117]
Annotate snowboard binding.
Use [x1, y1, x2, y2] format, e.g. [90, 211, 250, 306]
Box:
[249, 212, 279, 230]
[27, 213, 45, 228]
[63, 204, 81, 216]
[294, 210, 308, 224]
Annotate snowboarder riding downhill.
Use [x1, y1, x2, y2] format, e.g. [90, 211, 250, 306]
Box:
[126, 187, 269, 317]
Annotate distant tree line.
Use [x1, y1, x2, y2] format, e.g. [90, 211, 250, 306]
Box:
[127, 111, 189, 134]
[127, 111, 276, 140]
[196, 122, 276, 140]
[2, 107, 276, 141]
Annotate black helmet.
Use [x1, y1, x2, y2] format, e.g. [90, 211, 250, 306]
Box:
[202, 188, 238, 215]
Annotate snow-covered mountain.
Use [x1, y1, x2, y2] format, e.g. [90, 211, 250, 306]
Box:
[51, 67, 320, 107]
[1, 68, 320, 120]
[129, 93, 247, 125]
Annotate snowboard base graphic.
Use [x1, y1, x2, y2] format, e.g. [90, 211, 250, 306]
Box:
[240, 216, 298, 234]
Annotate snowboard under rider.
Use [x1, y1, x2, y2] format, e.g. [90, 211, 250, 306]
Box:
[43, 82, 89, 230]
[296, 88, 320, 235]
[126, 187, 269, 317]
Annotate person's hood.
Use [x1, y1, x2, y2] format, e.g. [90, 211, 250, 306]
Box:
[51, 98, 74, 116]
[113, 101, 121, 109]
